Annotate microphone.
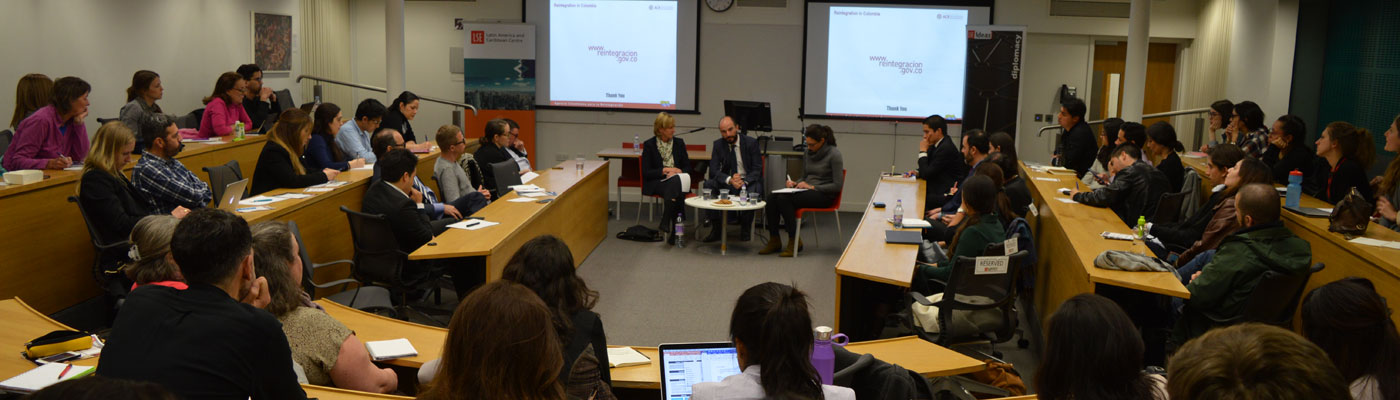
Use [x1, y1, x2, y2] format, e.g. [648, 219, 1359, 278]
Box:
[677, 127, 706, 135]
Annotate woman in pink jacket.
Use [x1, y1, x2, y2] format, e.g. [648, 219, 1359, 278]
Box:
[196, 72, 252, 139]
[2, 76, 91, 171]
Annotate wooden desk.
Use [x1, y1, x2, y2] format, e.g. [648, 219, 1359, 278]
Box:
[318, 300, 445, 369]
[0, 298, 99, 380]
[609, 336, 984, 390]
[301, 384, 413, 400]
[0, 135, 268, 314]
[1182, 156, 1400, 328]
[833, 176, 925, 336]
[1020, 163, 1189, 326]
[408, 161, 609, 283]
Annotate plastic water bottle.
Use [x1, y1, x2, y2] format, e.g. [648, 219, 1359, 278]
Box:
[1286, 170, 1303, 208]
[674, 215, 685, 248]
[893, 199, 904, 228]
[1133, 215, 1147, 255]
[739, 182, 748, 203]
[633, 134, 641, 155]
[811, 326, 848, 385]
[234, 121, 245, 141]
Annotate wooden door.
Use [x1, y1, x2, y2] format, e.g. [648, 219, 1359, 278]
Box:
[1092, 42, 1179, 128]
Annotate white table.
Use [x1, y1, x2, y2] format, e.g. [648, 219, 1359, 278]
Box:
[685, 196, 765, 255]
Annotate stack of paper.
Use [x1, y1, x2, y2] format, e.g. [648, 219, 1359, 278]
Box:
[521, 171, 540, 183]
[364, 338, 417, 361]
[607, 347, 651, 368]
[772, 188, 809, 194]
[509, 184, 546, 193]
[352, 163, 374, 171]
[1, 363, 95, 394]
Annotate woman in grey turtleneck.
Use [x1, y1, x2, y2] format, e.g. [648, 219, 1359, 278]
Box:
[759, 124, 844, 257]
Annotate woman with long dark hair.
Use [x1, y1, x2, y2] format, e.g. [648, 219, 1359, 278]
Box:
[419, 280, 566, 400]
[1037, 293, 1166, 400]
[1149, 144, 1247, 260]
[1302, 278, 1400, 400]
[197, 72, 252, 139]
[119, 70, 164, 133]
[1310, 121, 1376, 204]
[503, 235, 613, 399]
[1231, 101, 1270, 159]
[1262, 114, 1317, 185]
[691, 282, 854, 400]
[1144, 121, 1186, 193]
[381, 91, 432, 152]
[302, 103, 365, 171]
[911, 174, 1005, 294]
[1199, 99, 1234, 153]
[249, 109, 339, 195]
[1378, 115, 1400, 232]
[1172, 157, 1274, 279]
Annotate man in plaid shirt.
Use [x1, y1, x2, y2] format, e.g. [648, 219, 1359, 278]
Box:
[134, 113, 213, 213]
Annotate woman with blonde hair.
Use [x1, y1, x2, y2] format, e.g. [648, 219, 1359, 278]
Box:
[640, 112, 692, 242]
[419, 280, 566, 400]
[9, 73, 52, 128]
[78, 122, 187, 267]
[250, 109, 339, 195]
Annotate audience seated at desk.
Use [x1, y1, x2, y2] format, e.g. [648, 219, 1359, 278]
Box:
[303, 103, 366, 172]
[503, 118, 534, 172]
[988, 133, 1031, 216]
[438, 124, 490, 203]
[914, 115, 965, 212]
[1055, 97, 1097, 178]
[133, 113, 213, 213]
[1308, 121, 1376, 204]
[1162, 158, 1273, 272]
[924, 161, 1018, 245]
[7, 73, 52, 132]
[373, 128, 481, 219]
[923, 129, 989, 241]
[420, 235, 614, 399]
[79, 122, 190, 268]
[364, 148, 483, 299]
[703, 115, 763, 243]
[237, 64, 283, 133]
[1147, 144, 1246, 265]
[1262, 114, 1317, 185]
[1095, 118, 1124, 174]
[2, 76, 90, 171]
[1228, 101, 1271, 159]
[381, 91, 432, 152]
[118, 70, 163, 137]
[432, 124, 491, 207]
[640, 112, 693, 241]
[1197, 100, 1234, 153]
[1069, 144, 1170, 227]
[124, 215, 185, 290]
[250, 109, 338, 195]
[1144, 122, 1186, 193]
[196, 72, 252, 140]
[1168, 323, 1350, 400]
[418, 280, 568, 400]
[250, 221, 398, 393]
[690, 282, 855, 400]
[1376, 116, 1400, 233]
[1301, 278, 1400, 400]
[97, 209, 308, 400]
[760, 124, 843, 257]
[336, 99, 386, 164]
[474, 118, 524, 199]
[1172, 184, 1311, 345]
[1037, 294, 1167, 400]
[911, 175, 1006, 294]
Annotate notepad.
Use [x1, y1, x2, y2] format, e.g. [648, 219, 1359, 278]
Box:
[508, 197, 540, 203]
[1055, 198, 1077, 204]
[447, 219, 499, 231]
[889, 218, 932, 228]
[364, 338, 417, 361]
[521, 171, 540, 183]
[771, 188, 809, 194]
[607, 347, 652, 368]
[0, 363, 95, 393]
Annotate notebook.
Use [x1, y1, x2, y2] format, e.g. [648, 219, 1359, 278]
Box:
[0, 363, 95, 394]
[658, 342, 741, 400]
[364, 338, 417, 361]
[885, 230, 923, 245]
[606, 346, 651, 368]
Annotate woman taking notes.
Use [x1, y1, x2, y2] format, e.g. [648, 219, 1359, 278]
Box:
[760, 124, 844, 257]
[910, 175, 1004, 294]
[197, 72, 252, 139]
[302, 103, 365, 171]
[250, 109, 339, 195]
[3, 76, 91, 171]
[381, 91, 432, 152]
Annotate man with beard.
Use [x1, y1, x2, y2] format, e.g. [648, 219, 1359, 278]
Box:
[702, 116, 763, 242]
[237, 63, 282, 133]
[133, 112, 213, 213]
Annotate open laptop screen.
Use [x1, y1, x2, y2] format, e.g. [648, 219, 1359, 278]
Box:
[658, 343, 741, 400]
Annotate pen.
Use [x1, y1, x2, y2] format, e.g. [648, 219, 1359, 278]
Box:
[58, 363, 72, 379]
[1075, 180, 1080, 192]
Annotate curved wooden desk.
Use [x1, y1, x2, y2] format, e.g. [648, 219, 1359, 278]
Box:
[0, 298, 99, 380]
[833, 176, 925, 336]
[317, 300, 446, 369]
[301, 384, 413, 400]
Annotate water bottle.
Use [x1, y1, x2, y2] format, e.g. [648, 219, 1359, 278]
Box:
[234, 121, 245, 141]
[739, 182, 748, 203]
[811, 326, 848, 385]
[633, 134, 641, 155]
[893, 199, 904, 228]
[1133, 215, 1147, 254]
[674, 215, 685, 248]
[1286, 170, 1303, 208]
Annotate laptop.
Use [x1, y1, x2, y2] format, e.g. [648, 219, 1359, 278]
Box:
[658, 342, 742, 400]
[1284, 205, 1331, 218]
[216, 179, 250, 211]
[885, 230, 923, 245]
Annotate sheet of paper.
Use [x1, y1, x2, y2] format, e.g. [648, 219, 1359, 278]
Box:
[509, 184, 545, 193]
[521, 171, 540, 183]
[771, 188, 809, 194]
[275, 193, 314, 199]
[238, 195, 289, 206]
[1349, 237, 1400, 250]
[897, 218, 932, 228]
[62, 165, 83, 171]
[352, 163, 374, 171]
[304, 187, 335, 193]
[508, 197, 540, 203]
[235, 206, 274, 213]
[520, 191, 549, 197]
[1034, 177, 1058, 182]
[1055, 198, 1077, 204]
[447, 219, 500, 231]
[314, 180, 349, 188]
[607, 347, 652, 368]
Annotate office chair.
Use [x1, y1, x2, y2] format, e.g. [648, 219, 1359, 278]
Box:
[287, 221, 393, 314]
[202, 160, 243, 205]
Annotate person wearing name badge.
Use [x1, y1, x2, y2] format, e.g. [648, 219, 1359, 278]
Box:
[236, 64, 282, 133]
[381, 91, 433, 152]
[249, 221, 399, 393]
[119, 70, 164, 137]
[760, 124, 843, 257]
[502, 118, 534, 172]
[197, 72, 253, 139]
[302, 103, 366, 172]
[433, 124, 491, 208]
[690, 282, 855, 400]
[335, 99, 386, 163]
[250, 109, 339, 195]
[703, 116, 762, 243]
[133, 113, 213, 213]
[3, 76, 90, 171]
[641, 112, 693, 244]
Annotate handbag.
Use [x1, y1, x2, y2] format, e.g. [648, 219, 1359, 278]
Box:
[1328, 187, 1373, 238]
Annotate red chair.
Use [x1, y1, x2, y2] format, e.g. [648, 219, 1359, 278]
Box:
[637, 144, 704, 225]
[616, 142, 643, 221]
[792, 170, 846, 257]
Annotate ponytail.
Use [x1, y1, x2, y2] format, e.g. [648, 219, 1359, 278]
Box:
[1326, 121, 1376, 168]
[730, 283, 825, 400]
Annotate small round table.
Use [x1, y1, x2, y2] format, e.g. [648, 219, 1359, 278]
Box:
[685, 196, 766, 255]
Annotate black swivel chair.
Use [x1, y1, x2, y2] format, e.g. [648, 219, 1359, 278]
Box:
[489, 159, 522, 198]
[287, 221, 393, 314]
[202, 160, 243, 204]
[341, 206, 439, 321]
[175, 109, 203, 130]
[0, 129, 12, 155]
[1206, 262, 1326, 328]
[66, 196, 133, 306]
[904, 244, 1031, 358]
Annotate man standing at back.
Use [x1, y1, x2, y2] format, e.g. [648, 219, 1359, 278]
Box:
[1056, 97, 1097, 178]
[703, 116, 763, 242]
[914, 115, 965, 215]
[98, 209, 306, 400]
[133, 113, 212, 213]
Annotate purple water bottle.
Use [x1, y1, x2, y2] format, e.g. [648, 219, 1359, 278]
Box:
[811, 326, 849, 385]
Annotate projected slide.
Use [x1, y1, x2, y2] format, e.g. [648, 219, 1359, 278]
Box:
[825, 7, 967, 119]
[549, 0, 678, 109]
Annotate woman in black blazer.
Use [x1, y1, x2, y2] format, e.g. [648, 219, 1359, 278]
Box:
[251, 109, 338, 195]
[381, 91, 431, 152]
[78, 122, 187, 266]
[641, 112, 691, 241]
[474, 119, 516, 199]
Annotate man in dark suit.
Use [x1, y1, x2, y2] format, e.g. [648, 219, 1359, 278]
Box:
[473, 119, 517, 199]
[1056, 97, 1098, 178]
[363, 148, 483, 299]
[703, 116, 763, 242]
[914, 115, 966, 214]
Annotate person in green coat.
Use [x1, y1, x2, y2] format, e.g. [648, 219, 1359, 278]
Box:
[911, 174, 1006, 294]
[1173, 183, 1312, 344]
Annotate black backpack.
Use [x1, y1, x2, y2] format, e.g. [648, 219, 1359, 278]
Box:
[616, 225, 663, 242]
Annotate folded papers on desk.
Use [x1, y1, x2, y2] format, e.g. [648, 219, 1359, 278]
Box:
[607, 347, 651, 368]
[447, 219, 499, 230]
[364, 338, 417, 361]
[1, 363, 94, 394]
[522, 171, 540, 183]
